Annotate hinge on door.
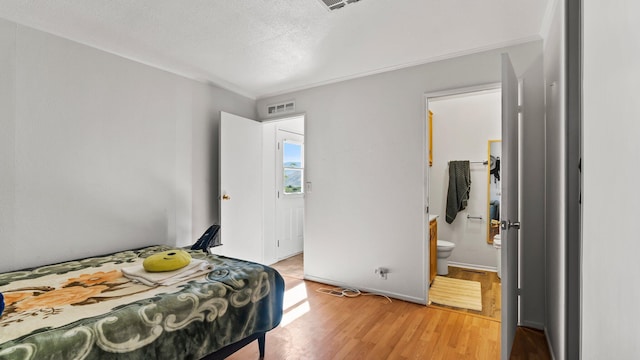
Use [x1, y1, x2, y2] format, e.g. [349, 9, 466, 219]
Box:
[277, 240, 280, 247]
[278, 142, 280, 150]
[277, 191, 280, 199]
[517, 105, 523, 113]
[579, 158, 582, 205]
[578, 158, 582, 172]
[425, 206, 429, 214]
[517, 288, 521, 296]
[501, 220, 521, 230]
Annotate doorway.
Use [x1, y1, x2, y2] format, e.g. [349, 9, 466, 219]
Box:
[218, 112, 305, 266]
[425, 54, 522, 359]
[261, 115, 305, 266]
[425, 85, 502, 321]
[275, 129, 305, 260]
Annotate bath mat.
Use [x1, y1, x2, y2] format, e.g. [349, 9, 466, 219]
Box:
[429, 276, 482, 312]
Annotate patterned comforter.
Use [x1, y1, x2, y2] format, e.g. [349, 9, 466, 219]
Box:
[0, 246, 284, 360]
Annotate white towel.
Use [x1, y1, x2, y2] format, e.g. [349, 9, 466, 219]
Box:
[122, 259, 214, 286]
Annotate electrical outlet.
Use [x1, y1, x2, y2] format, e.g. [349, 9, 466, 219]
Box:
[375, 267, 389, 280]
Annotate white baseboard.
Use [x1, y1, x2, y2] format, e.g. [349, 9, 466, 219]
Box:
[544, 326, 557, 360]
[520, 320, 544, 330]
[448, 261, 498, 273]
[304, 274, 427, 305]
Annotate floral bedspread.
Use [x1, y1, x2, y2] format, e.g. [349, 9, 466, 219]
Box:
[0, 246, 284, 360]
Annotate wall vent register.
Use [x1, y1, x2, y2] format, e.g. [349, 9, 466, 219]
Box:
[317, 0, 362, 11]
[267, 101, 295, 116]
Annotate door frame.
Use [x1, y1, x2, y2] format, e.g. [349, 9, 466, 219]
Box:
[275, 128, 305, 260]
[261, 114, 306, 265]
[423, 82, 507, 319]
[423, 82, 502, 293]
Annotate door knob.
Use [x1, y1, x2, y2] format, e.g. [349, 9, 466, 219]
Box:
[221, 194, 231, 200]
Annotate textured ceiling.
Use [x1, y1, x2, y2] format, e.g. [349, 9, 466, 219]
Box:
[0, 0, 551, 99]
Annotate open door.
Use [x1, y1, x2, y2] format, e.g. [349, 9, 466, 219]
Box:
[275, 129, 305, 260]
[500, 53, 521, 359]
[219, 111, 263, 263]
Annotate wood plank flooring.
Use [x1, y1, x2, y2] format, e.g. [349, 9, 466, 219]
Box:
[510, 327, 551, 360]
[270, 253, 304, 279]
[230, 255, 500, 359]
[228, 276, 500, 360]
[229, 254, 549, 359]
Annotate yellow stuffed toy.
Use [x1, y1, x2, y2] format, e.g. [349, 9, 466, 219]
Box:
[143, 250, 192, 272]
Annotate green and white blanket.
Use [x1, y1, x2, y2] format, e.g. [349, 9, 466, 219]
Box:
[0, 246, 284, 360]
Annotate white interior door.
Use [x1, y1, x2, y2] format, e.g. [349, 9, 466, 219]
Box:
[500, 53, 521, 359]
[219, 111, 263, 263]
[275, 130, 305, 260]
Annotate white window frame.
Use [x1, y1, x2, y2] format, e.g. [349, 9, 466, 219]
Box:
[282, 139, 304, 196]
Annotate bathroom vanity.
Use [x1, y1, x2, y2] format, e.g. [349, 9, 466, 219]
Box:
[429, 215, 438, 284]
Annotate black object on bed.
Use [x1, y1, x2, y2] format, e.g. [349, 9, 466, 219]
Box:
[191, 224, 222, 252]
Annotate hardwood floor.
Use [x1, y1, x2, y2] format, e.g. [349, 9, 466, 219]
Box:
[270, 253, 304, 279]
[230, 255, 500, 359]
[229, 276, 500, 360]
[429, 266, 501, 320]
[229, 254, 548, 359]
[510, 327, 551, 360]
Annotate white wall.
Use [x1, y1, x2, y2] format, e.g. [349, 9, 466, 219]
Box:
[190, 84, 257, 240]
[257, 41, 545, 307]
[0, 19, 255, 272]
[428, 89, 501, 270]
[0, 19, 16, 272]
[583, 0, 640, 358]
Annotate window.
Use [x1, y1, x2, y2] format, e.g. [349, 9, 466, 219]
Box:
[283, 140, 303, 194]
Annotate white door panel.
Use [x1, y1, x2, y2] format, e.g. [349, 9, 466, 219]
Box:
[501, 53, 520, 359]
[277, 207, 304, 259]
[276, 130, 304, 259]
[219, 111, 263, 263]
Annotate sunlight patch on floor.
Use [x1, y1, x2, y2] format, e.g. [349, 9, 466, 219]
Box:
[281, 282, 310, 327]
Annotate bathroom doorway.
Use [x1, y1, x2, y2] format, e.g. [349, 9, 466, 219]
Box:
[425, 84, 502, 320]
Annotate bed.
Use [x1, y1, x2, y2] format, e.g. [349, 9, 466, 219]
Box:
[0, 245, 284, 360]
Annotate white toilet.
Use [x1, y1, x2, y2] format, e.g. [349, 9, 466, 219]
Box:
[436, 240, 456, 275]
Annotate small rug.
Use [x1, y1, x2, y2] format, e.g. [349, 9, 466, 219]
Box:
[429, 276, 482, 312]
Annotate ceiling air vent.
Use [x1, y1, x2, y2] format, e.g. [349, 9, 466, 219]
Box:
[267, 100, 295, 116]
[317, 0, 361, 11]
